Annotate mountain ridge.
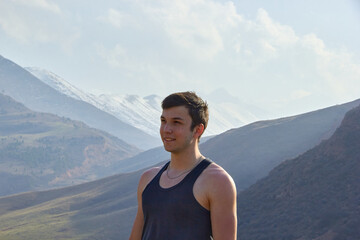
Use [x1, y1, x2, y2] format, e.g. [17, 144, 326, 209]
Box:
[0, 55, 159, 150]
[236, 103, 360, 240]
[0, 93, 140, 196]
[201, 97, 360, 190]
[25, 67, 263, 136]
[0, 99, 359, 239]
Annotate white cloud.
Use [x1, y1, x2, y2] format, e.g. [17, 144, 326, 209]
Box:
[12, 0, 61, 14]
[97, 8, 130, 29]
[1, 0, 358, 116]
[0, 0, 79, 51]
[93, 1, 360, 109]
[291, 90, 311, 100]
[256, 8, 298, 46]
[301, 33, 360, 100]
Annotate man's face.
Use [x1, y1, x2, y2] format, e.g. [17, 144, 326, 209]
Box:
[160, 106, 197, 153]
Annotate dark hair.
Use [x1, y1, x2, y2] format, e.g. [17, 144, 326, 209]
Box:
[162, 91, 209, 133]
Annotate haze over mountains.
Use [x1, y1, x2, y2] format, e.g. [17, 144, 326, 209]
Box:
[201, 97, 360, 190]
[0, 93, 140, 196]
[0, 53, 359, 239]
[25, 66, 263, 137]
[0, 99, 359, 240]
[25, 67, 164, 137]
[237, 103, 360, 240]
[0, 55, 158, 150]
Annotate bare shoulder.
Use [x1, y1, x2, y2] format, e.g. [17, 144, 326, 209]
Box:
[202, 162, 237, 196]
[137, 165, 164, 193]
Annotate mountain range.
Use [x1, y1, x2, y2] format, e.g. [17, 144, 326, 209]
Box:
[0, 53, 359, 239]
[0, 93, 140, 196]
[1, 73, 359, 195]
[237, 103, 360, 240]
[200, 97, 360, 190]
[0, 99, 358, 239]
[25, 67, 164, 137]
[113, 97, 360, 191]
[25, 67, 263, 137]
[0, 55, 158, 150]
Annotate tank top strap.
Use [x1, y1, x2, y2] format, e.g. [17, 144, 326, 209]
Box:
[186, 158, 212, 183]
[151, 161, 170, 181]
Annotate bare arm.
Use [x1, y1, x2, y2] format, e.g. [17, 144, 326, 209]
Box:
[129, 167, 160, 240]
[128, 174, 145, 240]
[209, 169, 237, 240]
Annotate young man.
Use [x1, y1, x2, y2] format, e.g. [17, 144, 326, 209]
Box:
[129, 91, 237, 240]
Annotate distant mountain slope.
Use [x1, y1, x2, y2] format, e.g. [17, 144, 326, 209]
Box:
[0, 93, 140, 196]
[0, 55, 159, 150]
[25, 67, 262, 136]
[236, 104, 360, 240]
[0, 100, 359, 239]
[0, 165, 143, 240]
[111, 99, 360, 183]
[201, 98, 360, 190]
[26, 67, 163, 136]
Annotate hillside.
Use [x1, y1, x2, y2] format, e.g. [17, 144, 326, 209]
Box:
[0, 55, 159, 150]
[201, 98, 360, 190]
[0, 93, 140, 196]
[237, 104, 360, 240]
[0, 166, 143, 240]
[111, 98, 360, 188]
[0, 169, 142, 240]
[0, 101, 359, 239]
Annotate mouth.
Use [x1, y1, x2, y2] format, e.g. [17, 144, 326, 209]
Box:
[163, 137, 175, 142]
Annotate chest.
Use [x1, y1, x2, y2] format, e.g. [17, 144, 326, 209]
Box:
[157, 171, 210, 210]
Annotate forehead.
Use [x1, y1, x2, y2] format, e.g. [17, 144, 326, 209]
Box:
[161, 106, 190, 119]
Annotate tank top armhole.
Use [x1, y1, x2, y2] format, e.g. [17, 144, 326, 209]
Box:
[142, 161, 170, 195]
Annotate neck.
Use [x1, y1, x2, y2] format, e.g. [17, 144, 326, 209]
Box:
[169, 146, 204, 171]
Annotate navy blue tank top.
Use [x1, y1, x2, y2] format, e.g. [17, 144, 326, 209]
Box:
[142, 159, 213, 240]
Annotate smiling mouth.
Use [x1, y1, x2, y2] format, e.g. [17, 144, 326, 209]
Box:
[163, 137, 175, 142]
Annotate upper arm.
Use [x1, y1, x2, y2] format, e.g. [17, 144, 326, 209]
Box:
[129, 168, 159, 240]
[208, 170, 237, 240]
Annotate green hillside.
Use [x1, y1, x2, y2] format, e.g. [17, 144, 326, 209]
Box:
[0, 168, 141, 240]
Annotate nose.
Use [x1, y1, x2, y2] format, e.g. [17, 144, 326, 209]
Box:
[162, 123, 173, 133]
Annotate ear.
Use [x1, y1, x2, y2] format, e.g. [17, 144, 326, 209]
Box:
[193, 124, 205, 139]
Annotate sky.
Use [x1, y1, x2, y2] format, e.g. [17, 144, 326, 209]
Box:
[0, 0, 359, 120]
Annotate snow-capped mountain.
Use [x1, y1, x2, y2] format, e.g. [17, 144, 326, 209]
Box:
[26, 67, 263, 137]
[25, 67, 104, 108]
[26, 67, 162, 136]
[95, 94, 162, 136]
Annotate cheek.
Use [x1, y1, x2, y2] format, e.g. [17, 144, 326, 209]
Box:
[159, 126, 164, 135]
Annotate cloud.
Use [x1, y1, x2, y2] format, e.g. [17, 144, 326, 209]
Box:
[291, 90, 311, 100]
[301, 33, 360, 100]
[94, 1, 360, 109]
[2, 0, 358, 114]
[142, 0, 231, 60]
[97, 8, 130, 29]
[0, 0, 79, 52]
[11, 0, 61, 14]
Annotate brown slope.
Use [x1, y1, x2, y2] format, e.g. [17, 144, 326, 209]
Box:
[0, 93, 140, 196]
[1, 99, 360, 239]
[237, 104, 360, 240]
[0, 165, 143, 240]
[201, 98, 360, 191]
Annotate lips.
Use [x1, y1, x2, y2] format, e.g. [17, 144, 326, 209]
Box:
[163, 137, 175, 142]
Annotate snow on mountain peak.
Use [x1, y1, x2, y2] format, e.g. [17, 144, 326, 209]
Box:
[26, 67, 263, 137]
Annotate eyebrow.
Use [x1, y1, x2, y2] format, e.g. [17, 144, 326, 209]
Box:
[160, 116, 185, 121]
